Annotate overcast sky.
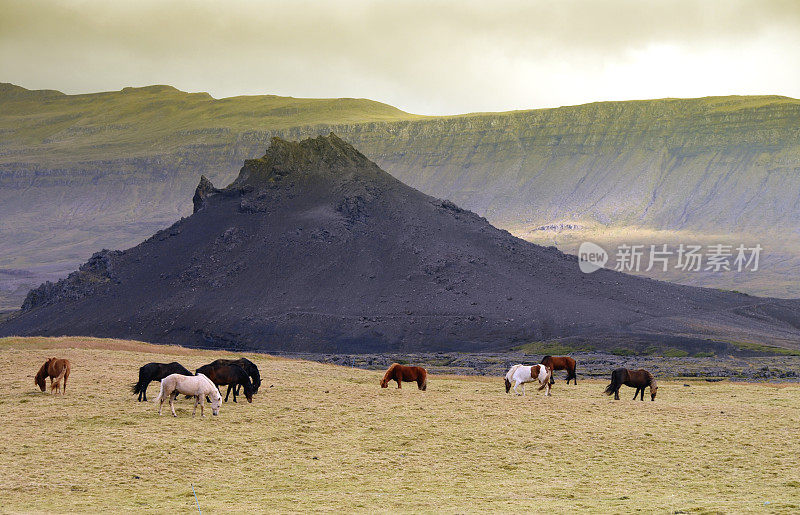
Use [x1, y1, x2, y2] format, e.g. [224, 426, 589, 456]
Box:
[2, 0, 799, 115]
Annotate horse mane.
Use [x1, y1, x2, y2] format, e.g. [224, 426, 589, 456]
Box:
[34, 359, 50, 389]
[382, 363, 399, 383]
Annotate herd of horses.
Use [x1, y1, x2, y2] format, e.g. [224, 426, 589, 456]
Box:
[388, 355, 657, 401]
[32, 353, 658, 417]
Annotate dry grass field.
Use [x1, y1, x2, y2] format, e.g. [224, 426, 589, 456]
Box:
[1, 337, 799, 513]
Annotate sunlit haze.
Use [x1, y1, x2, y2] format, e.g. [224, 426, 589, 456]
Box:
[2, 0, 799, 115]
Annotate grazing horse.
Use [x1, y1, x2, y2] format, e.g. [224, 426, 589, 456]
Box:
[196, 363, 254, 403]
[35, 358, 71, 395]
[131, 362, 193, 402]
[204, 358, 261, 401]
[604, 368, 658, 401]
[504, 364, 552, 396]
[380, 363, 427, 390]
[155, 373, 222, 417]
[541, 355, 577, 385]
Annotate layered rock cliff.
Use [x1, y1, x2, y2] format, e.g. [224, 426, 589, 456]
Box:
[1, 84, 799, 307]
[4, 134, 800, 354]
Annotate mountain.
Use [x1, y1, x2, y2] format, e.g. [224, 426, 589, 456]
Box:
[2, 83, 800, 308]
[2, 134, 800, 354]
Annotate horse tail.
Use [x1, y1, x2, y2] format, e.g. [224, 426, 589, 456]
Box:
[153, 379, 166, 404]
[604, 370, 617, 395]
[131, 380, 145, 394]
[53, 365, 67, 382]
[605, 368, 623, 395]
[537, 367, 551, 390]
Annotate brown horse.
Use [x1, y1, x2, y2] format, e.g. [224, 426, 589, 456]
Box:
[380, 363, 427, 390]
[541, 355, 577, 385]
[195, 363, 254, 403]
[604, 368, 658, 401]
[35, 358, 71, 394]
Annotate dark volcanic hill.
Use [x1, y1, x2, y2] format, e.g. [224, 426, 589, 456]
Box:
[2, 134, 800, 354]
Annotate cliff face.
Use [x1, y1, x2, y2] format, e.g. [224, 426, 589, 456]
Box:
[4, 134, 800, 354]
[1, 84, 800, 308]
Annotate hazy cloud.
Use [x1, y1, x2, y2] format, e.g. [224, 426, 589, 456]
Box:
[2, 0, 799, 114]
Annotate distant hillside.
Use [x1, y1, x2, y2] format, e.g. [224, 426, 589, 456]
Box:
[3, 134, 799, 354]
[2, 83, 800, 308]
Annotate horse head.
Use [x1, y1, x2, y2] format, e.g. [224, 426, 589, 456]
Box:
[34, 359, 52, 392]
[200, 375, 222, 415]
[380, 366, 394, 388]
[242, 379, 254, 403]
[650, 379, 658, 401]
[210, 390, 222, 416]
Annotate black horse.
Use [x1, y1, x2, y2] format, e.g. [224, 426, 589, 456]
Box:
[604, 368, 658, 401]
[196, 362, 255, 403]
[205, 358, 261, 401]
[132, 362, 193, 401]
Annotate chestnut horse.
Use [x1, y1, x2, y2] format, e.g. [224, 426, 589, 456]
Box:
[380, 363, 427, 390]
[604, 368, 658, 401]
[541, 355, 577, 385]
[35, 358, 71, 394]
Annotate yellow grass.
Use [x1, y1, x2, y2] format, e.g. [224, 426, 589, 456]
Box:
[1, 337, 799, 513]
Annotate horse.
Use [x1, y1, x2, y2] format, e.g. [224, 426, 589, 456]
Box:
[541, 355, 577, 385]
[196, 362, 254, 403]
[504, 364, 552, 396]
[604, 368, 658, 401]
[155, 373, 222, 417]
[35, 358, 71, 395]
[131, 362, 193, 401]
[380, 363, 427, 390]
[203, 358, 261, 401]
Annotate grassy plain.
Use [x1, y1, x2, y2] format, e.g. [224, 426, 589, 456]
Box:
[1, 337, 799, 513]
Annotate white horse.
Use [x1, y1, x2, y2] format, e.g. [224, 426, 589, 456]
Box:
[154, 373, 222, 417]
[504, 364, 552, 396]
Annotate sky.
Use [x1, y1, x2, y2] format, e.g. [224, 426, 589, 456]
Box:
[1, 0, 799, 115]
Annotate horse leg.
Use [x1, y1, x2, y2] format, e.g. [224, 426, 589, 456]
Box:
[140, 380, 148, 402]
[170, 391, 178, 417]
[224, 385, 231, 402]
[614, 387, 620, 400]
[193, 396, 199, 417]
[200, 394, 205, 417]
[640, 388, 645, 401]
[544, 381, 551, 396]
[520, 382, 525, 396]
[232, 384, 238, 403]
[396, 379, 402, 389]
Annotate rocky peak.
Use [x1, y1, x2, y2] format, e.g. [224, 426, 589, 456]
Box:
[229, 133, 385, 190]
[192, 175, 219, 213]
